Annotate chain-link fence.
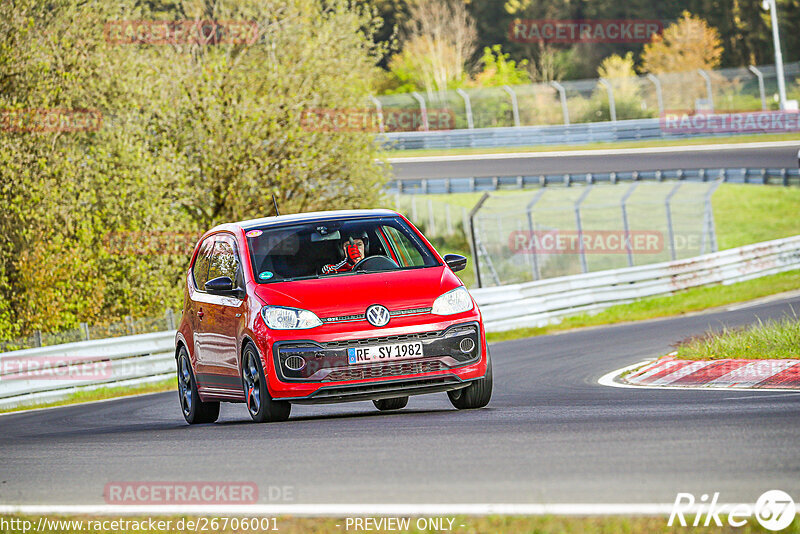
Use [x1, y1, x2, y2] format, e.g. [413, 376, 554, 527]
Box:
[0, 309, 178, 353]
[468, 182, 720, 287]
[375, 61, 800, 131]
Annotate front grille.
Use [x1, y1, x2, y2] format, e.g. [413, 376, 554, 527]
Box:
[321, 330, 443, 348]
[322, 360, 446, 382]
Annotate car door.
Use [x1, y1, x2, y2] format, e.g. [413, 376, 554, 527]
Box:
[195, 233, 247, 397]
[189, 237, 215, 378]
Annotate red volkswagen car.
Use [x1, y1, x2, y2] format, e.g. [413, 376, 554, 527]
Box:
[175, 209, 492, 424]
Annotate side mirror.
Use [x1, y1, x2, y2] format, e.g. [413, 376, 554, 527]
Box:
[205, 276, 234, 292]
[443, 254, 467, 273]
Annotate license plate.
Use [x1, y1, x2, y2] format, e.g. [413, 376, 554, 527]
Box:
[347, 342, 424, 365]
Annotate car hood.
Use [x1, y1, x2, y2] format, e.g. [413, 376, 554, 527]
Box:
[251, 266, 462, 318]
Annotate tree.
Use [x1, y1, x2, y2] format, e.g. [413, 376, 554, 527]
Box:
[641, 12, 724, 74]
[388, 0, 477, 95]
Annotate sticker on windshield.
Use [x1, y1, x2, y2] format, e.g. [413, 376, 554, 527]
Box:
[258, 271, 274, 280]
[246, 229, 263, 238]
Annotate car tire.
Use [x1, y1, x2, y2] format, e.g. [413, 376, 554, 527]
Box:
[373, 397, 409, 411]
[448, 351, 492, 410]
[177, 347, 220, 424]
[242, 343, 291, 423]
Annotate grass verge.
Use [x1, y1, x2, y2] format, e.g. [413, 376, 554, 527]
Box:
[2, 514, 798, 533]
[385, 132, 800, 158]
[676, 315, 800, 361]
[0, 377, 176, 415]
[486, 269, 800, 344]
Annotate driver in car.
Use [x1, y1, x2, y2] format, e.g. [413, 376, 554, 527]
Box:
[321, 231, 369, 274]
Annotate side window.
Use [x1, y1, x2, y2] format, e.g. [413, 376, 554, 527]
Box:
[208, 235, 240, 283]
[382, 226, 425, 267]
[192, 238, 213, 290]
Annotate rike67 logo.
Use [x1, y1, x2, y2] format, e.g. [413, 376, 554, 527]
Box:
[669, 490, 796, 531]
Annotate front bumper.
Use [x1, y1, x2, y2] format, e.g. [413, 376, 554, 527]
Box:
[273, 322, 481, 382]
[257, 317, 488, 402]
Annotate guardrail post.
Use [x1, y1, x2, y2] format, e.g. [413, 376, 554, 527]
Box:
[574, 187, 593, 273]
[502, 85, 521, 127]
[410, 92, 429, 131]
[455, 88, 474, 129]
[598, 78, 617, 122]
[698, 69, 714, 111]
[165, 308, 175, 330]
[411, 196, 418, 222]
[620, 184, 639, 267]
[664, 183, 682, 260]
[34, 330, 42, 348]
[646, 74, 664, 116]
[526, 188, 547, 280]
[468, 193, 491, 288]
[748, 66, 768, 111]
[369, 96, 385, 133]
[549, 81, 570, 125]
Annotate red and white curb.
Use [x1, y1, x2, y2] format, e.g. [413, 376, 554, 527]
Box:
[601, 354, 800, 391]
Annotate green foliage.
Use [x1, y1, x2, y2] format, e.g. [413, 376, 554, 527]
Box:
[472, 45, 530, 87]
[0, 0, 390, 340]
[677, 315, 800, 360]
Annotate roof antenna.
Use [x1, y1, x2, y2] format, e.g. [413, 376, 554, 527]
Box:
[271, 194, 280, 216]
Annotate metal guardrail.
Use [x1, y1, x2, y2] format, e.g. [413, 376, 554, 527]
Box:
[470, 235, 800, 332]
[388, 167, 800, 194]
[0, 331, 176, 410]
[1, 236, 799, 409]
[379, 117, 800, 151]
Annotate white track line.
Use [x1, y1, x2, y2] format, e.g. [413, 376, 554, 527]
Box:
[388, 140, 800, 163]
[598, 360, 800, 393]
[0, 503, 723, 516]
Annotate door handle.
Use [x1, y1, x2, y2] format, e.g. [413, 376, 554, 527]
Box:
[197, 310, 204, 319]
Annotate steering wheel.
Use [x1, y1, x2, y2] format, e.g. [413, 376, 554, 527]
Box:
[352, 255, 400, 272]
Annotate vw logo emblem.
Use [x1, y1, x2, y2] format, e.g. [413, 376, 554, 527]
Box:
[366, 304, 391, 327]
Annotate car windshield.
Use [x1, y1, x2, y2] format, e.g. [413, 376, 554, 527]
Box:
[245, 216, 440, 283]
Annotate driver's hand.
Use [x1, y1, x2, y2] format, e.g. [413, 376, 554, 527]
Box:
[345, 241, 363, 265]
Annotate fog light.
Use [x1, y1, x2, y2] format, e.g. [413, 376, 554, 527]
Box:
[284, 355, 306, 371]
[459, 338, 475, 354]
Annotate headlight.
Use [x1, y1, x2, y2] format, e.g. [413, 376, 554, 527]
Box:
[431, 287, 474, 316]
[261, 306, 322, 330]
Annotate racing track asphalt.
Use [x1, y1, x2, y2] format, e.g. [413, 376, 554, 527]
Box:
[1, 294, 800, 506]
[389, 142, 800, 179]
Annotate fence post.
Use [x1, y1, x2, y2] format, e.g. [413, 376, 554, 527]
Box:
[468, 193, 491, 288]
[502, 85, 521, 127]
[428, 198, 436, 235]
[80, 322, 90, 341]
[34, 330, 42, 348]
[526, 188, 547, 281]
[598, 78, 617, 122]
[166, 308, 175, 330]
[549, 81, 570, 125]
[411, 196, 418, 222]
[574, 187, 593, 274]
[664, 183, 682, 260]
[410, 92, 429, 131]
[620, 183, 639, 267]
[446, 204, 453, 235]
[369, 96, 385, 133]
[698, 69, 714, 111]
[456, 88, 474, 129]
[747, 66, 768, 111]
[646, 74, 664, 116]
